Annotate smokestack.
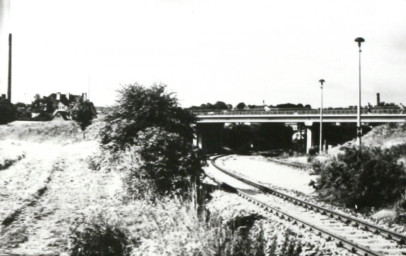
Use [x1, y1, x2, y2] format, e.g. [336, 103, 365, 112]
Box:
[7, 33, 12, 102]
[377, 93, 380, 106]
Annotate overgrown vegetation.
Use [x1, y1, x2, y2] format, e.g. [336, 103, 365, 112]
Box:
[0, 104, 326, 255]
[71, 100, 97, 132]
[312, 146, 406, 210]
[69, 214, 133, 256]
[100, 83, 195, 150]
[67, 184, 306, 256]
[69, 83, 330, 255]
[0, 97, 16, 124]
[98, 83, 205, 197]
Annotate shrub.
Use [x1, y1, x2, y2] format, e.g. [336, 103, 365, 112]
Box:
[130, 127, 206, 197]
[69, 217, 133, 256]
[71, 100, 97, 132]
[313, 146, 406, 209]
[129, 192, 303, 256]
[0, 97, 16, 124]
[98, 83, 206, 197]
[100, 83, 195, 150]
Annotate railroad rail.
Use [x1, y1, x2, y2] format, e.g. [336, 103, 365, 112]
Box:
[209, 155, 406, 256]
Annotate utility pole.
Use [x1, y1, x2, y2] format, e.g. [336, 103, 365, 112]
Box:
[355, 37, 365, 150]
[7, 33, 12, 102]
[319, 79, 325, 154]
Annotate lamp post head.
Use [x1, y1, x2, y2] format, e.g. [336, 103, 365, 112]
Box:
[355, 37, 365, 48]
[319, 79, 325, 88]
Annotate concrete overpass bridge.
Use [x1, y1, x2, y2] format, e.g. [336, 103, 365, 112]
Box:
[192, 108, 406, 153]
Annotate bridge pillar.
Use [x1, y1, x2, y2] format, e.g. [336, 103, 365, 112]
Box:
[194, 132, 203, 149]
[305, 121, 314, 154]
[306, 127, 312, 153]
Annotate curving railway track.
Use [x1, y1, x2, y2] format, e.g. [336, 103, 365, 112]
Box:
[208, 155, 406, 256]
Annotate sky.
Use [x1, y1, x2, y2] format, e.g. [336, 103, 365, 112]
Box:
[0, 0, 406, 108]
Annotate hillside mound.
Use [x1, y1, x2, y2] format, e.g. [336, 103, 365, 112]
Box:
[361, 123, 406, 148]
[0, 121, 83, 143]
[327, 123, 406, 156]
[0, 117, 104, 143]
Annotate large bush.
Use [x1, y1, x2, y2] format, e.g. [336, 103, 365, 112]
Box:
[100, 83, 195, 150]
[71, 100, 97, 132]
[0, 97, 16, 124]
[99, 83, 205, 197]
[313, 146, 406, 209]
[69, 214, 133, 256]
[127, 127, 206, 196]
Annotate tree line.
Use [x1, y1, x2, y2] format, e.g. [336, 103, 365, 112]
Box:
[189, 101, 312, 110]
[0, 94, 96, 132]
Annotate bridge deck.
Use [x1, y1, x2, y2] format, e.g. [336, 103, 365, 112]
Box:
[193, 108, 406, 123]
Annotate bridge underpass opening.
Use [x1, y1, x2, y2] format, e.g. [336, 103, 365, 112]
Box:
[249, 123, 294, 152]
[195, 121, 378, 154]
[306, 123, 374, 153]
[194, 109, 406, 153]
[196, 123, 296, 154]
[195, 123, 224, 153]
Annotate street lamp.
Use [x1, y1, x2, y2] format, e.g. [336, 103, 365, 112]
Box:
[355, 37, 365, 149]
[319, 79, 325, 154]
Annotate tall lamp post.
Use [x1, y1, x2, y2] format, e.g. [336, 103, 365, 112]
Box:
[319, 79, 325, 154]
[355, 37, 365, 149]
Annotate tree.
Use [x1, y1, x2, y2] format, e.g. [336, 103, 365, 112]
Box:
[14, 102, 31, 120]
[31, 95, 53, 115]
[0, 97, 16, 124]
[236, 102, 246, 110]
[100, 83, 195, 149]
[99, 83, 206, 196]
[71, 100, 97, 134]
[214, 101, 228, 110]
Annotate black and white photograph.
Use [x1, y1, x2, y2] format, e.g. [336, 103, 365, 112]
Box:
[1, 0, 406, 255]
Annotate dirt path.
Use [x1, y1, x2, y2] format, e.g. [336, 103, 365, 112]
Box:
[0, 141, 123, 255]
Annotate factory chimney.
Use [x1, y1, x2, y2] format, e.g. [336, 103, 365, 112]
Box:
[7, 33, 12, 102]
[376, 93, 380, 106]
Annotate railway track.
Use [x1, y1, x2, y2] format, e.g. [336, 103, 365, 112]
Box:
[208, 155, 406, 256]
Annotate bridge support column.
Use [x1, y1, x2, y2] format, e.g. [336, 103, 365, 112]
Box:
[305, 121, 314, 154]
[306, 127, 312, 154]
[194, 132, 203, 149]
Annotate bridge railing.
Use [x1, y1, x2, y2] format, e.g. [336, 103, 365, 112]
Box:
[191, 107, 404, 116]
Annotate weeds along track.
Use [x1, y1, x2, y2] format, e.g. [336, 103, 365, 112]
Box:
[209, 155, 406, 256]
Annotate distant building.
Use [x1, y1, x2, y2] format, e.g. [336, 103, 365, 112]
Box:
[31, 92, 95, 121]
